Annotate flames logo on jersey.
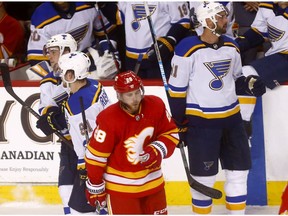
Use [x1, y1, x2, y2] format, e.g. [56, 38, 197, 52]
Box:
[124, 127, 154, 165]
[203, 59, 231, 91]
[131, 4, 156, 31]
[267, 23, 285, 42]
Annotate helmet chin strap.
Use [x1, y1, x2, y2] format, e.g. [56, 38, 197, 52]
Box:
[206, 20, 221, 37]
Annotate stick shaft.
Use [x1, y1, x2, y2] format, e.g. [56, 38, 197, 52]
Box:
[0, 63, 73, 149]
[143, 3, 222, 199]
[95, 3, 120, 73]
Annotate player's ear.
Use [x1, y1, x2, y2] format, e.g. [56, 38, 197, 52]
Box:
[206, 18, 215, 29]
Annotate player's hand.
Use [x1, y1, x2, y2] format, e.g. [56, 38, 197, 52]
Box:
[139, 143, 163, 169]
[36, 107, 67, 136]
[147, 36, 176, 62]
[245, 75, 266, 97]
[177, 126, 188, 148]
[85, 179, 107, 212]
[88, 48, 119, 79]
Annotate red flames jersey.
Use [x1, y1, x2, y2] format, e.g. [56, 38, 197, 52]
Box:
[85, 95, 179, 198]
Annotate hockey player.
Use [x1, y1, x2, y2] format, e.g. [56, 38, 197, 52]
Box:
[27, 2, 119, 79]
[234, 2, 288, 144]
[117, 2, 190, 79]
[168, 2, 265, 214]
[35, 34, 96, 214]
[84, 71, 179, 214]
[57, 51, 111, 214]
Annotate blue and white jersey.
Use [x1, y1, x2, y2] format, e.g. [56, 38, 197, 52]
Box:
[168, 35, 243, 127]
[39, 72, 68, 115]
[38, 72, 69, 137]
[64, 79, 111, 163]
[251, 2, 288, 56]
[118, 2, 190, 60]
[27, 2, 114, 64]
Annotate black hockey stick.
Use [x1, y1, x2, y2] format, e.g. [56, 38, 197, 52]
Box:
[143, 3, 222, 199]
[95, 3, 120, 74]
[0, 63, 73, 149]
[134, 53, 143, 75]
[79, 96, 89, 145]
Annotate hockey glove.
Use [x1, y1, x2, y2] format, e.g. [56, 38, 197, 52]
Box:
[177, 126, 188, 148]
[245, 75, 266, 97]
[36, 107, 67, 136]
[139, 142, 165, 169]
[85, 179, 107, 214]
[147, 36, 176, 62]
[88, 47, 119, 79]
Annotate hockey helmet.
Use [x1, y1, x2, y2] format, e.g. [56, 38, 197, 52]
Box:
[58, 51, 91, 83]
[196, 2, 228, 30]
[114, 71, 144, 93]
[43, 33, 77, 56]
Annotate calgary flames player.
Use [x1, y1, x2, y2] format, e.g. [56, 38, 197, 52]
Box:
[84, 70, 179, 214]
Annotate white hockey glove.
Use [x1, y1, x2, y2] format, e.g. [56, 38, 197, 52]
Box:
[25, 61, 51, 80]
[88, 47, 119, 80]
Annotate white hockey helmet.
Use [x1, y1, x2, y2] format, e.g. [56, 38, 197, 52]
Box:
[58, 51, 91, 83]
[196, 2, 228, 31]
[43, 33, 77, 56]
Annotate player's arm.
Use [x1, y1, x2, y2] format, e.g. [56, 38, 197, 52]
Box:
[235, 28, 265, 52]
[147, 2, 191, 62]
[85, 119, 114, 208]
[139, 98, 179, 169]
[235, 3, 270, 52]
[234, 50, 266, 97]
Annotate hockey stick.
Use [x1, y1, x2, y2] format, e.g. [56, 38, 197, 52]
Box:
[0, 63, 73, 149]
[134, 53, 143, 75]
[143, 3, 222, 199]
[79, 96, 89, 145]
[95, 3, 120, 74]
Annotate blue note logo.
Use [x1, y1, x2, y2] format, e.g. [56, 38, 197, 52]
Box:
[204, 59, 231, 90]
[131, 4, 156, 31]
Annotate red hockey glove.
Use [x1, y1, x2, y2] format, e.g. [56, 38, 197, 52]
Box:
[85, 179, 107, 210]
[139, 142, 166, 169]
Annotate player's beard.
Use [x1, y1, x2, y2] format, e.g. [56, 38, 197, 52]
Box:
[215, 25, 227, 35]
[121, 101, 141, 115]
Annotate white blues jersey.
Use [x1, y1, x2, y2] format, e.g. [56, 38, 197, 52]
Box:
[168, 35, 243, 127]
[64, 79, 111, 165]
[118, 2, 190, 60]
[39, 73, 68, 115]
[252, 2, 288, 56]
[27, 2, 113, 64]
[39, 72, 69, 136]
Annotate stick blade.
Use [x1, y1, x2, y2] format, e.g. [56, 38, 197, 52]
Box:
[0, 63, 12, 88]
[189, 178, 223, 199]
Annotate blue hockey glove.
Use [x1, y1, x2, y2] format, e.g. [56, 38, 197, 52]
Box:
[147, 36, 176, 62]
[36, 107, 67, 136]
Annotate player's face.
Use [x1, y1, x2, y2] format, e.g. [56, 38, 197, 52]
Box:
[46, 47, 61, 68]
[215, 11, 228, 35]
[119, 89, 142, 115]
